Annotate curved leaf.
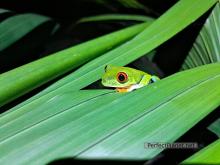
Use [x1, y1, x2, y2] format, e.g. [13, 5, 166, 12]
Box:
[8, 0, 217, 116]
[78, 14, 154, 23]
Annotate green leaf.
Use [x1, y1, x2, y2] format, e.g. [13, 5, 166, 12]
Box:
[0, 22, 150, 107]
[0, 13, 52, 51]
[208, 118, 220, 137]
[78, 14, 154, 23]
[0, 89, 114, 141]
[8, 0, 217, 115]
[182, 139, 220, 164]
[0, 63, 220, 164]
[182, 3, 220, 70]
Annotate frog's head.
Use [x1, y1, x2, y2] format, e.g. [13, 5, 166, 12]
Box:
[101, 65, 139, 88]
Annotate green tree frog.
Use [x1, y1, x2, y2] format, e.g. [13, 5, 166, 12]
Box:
[101, 65, 160, 92]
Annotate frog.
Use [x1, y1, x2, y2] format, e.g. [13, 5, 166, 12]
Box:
[101, 65, 160, 92]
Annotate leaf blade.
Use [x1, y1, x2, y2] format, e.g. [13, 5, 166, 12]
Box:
[78, 14, 154, 23]
[0, 63, 220, 164]
[181, 3, 220, 70]
[11, 0, 217, 115]
[182, 139, 220, 164]
[0, 13, 51, 51]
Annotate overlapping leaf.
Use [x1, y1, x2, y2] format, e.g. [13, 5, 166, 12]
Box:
[182, 139, 220, 164]
[5, 0, 217, 117]
[0, 22, 149, 107]
[78, 14, 154, 23]
[0, 1, 219, 164]
[0, 63, 220, 164]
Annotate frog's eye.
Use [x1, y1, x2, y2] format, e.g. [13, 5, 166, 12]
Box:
[117, 72, 128, 83]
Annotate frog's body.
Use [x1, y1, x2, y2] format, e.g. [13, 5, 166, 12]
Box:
[101, 65, 160, 92]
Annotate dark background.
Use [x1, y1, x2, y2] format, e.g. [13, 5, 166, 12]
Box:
[0, 1, 218, 164]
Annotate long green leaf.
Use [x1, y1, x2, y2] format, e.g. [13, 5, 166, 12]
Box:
[182, 3, 220, 70]
[78, 14, 154, 23]
[0, 89, 115, 141]
[182, 139, 220, 164]
[0, 63, 220, 164]
[0, 14, 52, 51]
[7, 0, 217, 116]
[0, 22, 150, 107]
[208, 118, 220, 137]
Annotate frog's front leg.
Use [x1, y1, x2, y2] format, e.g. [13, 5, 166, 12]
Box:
[127, 84, 143, 92]
[139, 74, 160, 86]
[126, 75, 156, 92]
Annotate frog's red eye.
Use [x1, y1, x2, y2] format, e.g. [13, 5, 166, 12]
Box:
[117, 72, 128, 83]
